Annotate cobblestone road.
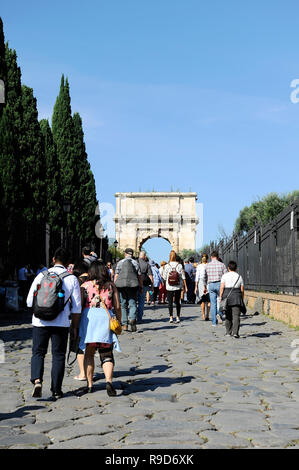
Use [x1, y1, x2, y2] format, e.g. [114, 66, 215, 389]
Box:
[1, 304, 299, 449]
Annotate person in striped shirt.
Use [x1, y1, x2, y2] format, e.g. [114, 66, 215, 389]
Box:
[203, 251, 227, 326]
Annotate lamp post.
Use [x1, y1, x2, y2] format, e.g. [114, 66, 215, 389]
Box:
[98, 223, 105, 260]
[63, 199, 71, 249]
[113, 240, 118, 264]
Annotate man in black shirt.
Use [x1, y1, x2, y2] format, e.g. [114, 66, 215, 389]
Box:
[137, 251, 153, 323]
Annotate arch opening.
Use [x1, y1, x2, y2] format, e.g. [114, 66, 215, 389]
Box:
[140, 236, 172, 263]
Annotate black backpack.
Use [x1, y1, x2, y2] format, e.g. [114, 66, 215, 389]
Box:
[33, 270, 72, 321]
[138, 258, 151, 286]
[115, 259, 139, 289]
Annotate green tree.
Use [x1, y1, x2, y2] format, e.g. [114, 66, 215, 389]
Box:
[234, 191, 299, 234]
[19, 85, 45, 222]
[40, 119, 62, 232]
[52, 75, 80, 244]
[0, 43, 23, 270]
[72, 112, 97, 242]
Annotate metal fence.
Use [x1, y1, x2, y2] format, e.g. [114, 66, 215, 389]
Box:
[214, 200, 299, 295]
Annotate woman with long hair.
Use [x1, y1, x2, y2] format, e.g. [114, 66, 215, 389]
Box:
[162, 250, 187, 323]
[71, 260, 89, 381]
[78, 260, 122, 396]
[195, 253, 211, 320]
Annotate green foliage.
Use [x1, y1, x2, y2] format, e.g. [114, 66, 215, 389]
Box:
[178, 249, 200, 262]
[0, 18, 99, 269]
[39, 119, 62, 231]
[19, 85, 45, 222]
[234, 191, 299, 234]
[72, 112, 97, 241]
[108, 244, 125, 260]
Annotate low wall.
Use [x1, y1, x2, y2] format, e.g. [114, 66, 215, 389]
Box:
[245, 290, 299, 328]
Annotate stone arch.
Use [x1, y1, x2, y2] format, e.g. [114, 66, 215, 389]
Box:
[138, 233, 173, 253]
[114, 192, 199, 255]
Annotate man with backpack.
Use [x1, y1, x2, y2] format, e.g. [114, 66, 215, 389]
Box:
[114, 248, 143, 332]
[163, 250, 187, 324]
[137, 251, 153, 323]
[27, 247, 82, 400]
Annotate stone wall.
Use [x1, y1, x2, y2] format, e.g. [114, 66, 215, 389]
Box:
[245, 290, 299, 328]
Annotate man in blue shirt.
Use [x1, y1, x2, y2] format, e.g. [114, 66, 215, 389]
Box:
[184, 258, 196, 304]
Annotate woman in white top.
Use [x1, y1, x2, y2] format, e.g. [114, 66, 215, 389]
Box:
[163, 251, 187, 324]
[219, 260, 245, 338]
[158, 261, 167, 304]
[195, 254, 210, 321]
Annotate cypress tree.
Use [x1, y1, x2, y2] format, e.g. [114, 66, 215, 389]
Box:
[18, 85, 46, 263]
[72, 112, 97, 242]
[19, 85, 45, 222]
[51, 75, 77, 238]
[0, 42, 23, 271]
[40, 118, 62, 234]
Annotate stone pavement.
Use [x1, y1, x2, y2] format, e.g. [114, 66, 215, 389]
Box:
[1, 304, 299, 449]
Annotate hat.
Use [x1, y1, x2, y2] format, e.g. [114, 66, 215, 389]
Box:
[125, 248, 134, 256]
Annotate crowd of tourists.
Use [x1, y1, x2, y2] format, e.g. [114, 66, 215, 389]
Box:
[25, 245, 245, 401]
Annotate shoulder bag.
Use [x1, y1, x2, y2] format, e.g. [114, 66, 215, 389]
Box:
[219, 274, 240, 315]
[98, 292, 122, 336]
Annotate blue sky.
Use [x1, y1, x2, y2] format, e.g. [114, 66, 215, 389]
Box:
[2, 1, 299, 261]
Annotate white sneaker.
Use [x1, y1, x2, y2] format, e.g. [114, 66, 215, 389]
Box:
[169, 317, 173, 323]
[176, 317, 180, 323]
[216, 314, 223, 324]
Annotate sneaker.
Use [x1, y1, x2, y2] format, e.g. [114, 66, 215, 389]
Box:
[233, 334, 240, 339]
[216, 314, 223, 324]
[212, 324, 217, 327]
[175, 317, 180, 323]
[51, 391, 63, 401]
[129, 320, 137, 332]
[225, 333, 232, 337]
[169, 317, 173, 323]
[32, 382, 42, 398]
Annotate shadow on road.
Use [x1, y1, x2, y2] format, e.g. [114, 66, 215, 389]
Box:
[0, 405, 45, 422]
[246, 332, 282, 338]
[119, 374, 195, 395]
[0, 327, 32, 343]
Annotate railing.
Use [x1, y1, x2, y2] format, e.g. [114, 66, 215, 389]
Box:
[214, 200, 299, 295]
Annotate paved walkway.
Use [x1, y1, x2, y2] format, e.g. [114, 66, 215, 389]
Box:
[1, 304, 299, 449]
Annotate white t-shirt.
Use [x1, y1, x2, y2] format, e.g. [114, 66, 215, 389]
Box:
[195, 263, 207, 283]
[221, 271, 244, 289]
[27, 265, 82, 328]
[163, 262, 186, 291]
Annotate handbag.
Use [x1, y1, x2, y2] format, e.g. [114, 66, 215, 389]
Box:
[98, 292, 122, 336]
[219, 274, 241, 315]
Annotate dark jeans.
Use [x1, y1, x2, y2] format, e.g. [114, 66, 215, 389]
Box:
[186, 280, 196, 303]
[31, 326, 69, 394]
[167, 289, 181, 317]
[153, 287, 160, 302]
[118, 287, 139, 324]
[225, 306, 241, 336]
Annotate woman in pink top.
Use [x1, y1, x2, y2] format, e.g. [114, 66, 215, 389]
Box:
[78, 261, 122, 396]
